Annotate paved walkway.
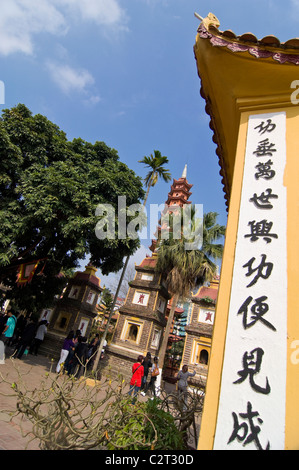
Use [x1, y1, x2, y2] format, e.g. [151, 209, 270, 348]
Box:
[0, 347, 178, 451]
[0, 348, 55, 450]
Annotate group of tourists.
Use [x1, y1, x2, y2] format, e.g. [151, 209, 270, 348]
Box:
[128, 353, 160, 403]
[56, 331, 106, 378]
[0, 310, 196, 405]
[128, 352, 196, 404]
[0, 309, 107, 378]
[0, 309, 48, 362]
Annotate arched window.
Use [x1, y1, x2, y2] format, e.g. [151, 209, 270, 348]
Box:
[128, 324, 139, 342]
[199, 349, 209, 365]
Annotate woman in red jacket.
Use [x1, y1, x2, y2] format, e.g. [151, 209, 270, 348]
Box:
[128, 355, 144, 403]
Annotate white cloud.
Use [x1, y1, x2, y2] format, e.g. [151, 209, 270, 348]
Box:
[56, 0, 127, 26]
[0, 0, 127, 56]
[0, 0, 67, 55]
[46, 61, 100, 102]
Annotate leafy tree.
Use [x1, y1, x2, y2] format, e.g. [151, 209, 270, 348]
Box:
[0, 104, 144, 312]
[156, 208, 225, 369]
[100, 287, 114, 313]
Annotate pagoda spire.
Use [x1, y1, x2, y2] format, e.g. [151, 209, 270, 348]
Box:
[149, 166, 193, 252]
[181, 164, 187, 179]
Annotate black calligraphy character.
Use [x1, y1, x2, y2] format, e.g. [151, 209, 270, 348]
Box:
[253, 138, 277, 157]
[228, 401, 270, 450]
[243, 254, 273, 287]
[233, 348, 271, 395]
[244, 220, 278, 243]
[254, 119, 276, 135]
[249, 188, 278, 210]
[237, 295, 276, 331]
[255, 160, 276, 180]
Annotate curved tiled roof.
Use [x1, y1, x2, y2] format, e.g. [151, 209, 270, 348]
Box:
[193, 285, 218, 302]
[74, 272, 101, 288]
[197, 16, 299, 64]
[138, 255, 157, 268]
[194, 14, 299, 208]
[73, 265, 102, 288]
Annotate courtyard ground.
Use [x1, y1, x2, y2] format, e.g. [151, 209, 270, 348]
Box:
[0, 347, 180, 451]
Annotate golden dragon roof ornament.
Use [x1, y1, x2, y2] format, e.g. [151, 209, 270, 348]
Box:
[194, 12, 220, 30]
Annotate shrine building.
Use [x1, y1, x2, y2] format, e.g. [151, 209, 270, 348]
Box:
[39, 265, 102, 359]
[181, 275, 219, 388]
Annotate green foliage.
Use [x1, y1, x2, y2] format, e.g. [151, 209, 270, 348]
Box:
[166, 340, 184, 368]
[156, 208, 226, 296]
[106, 397, 186, 450]
[200, 296, 216, 305]
[100, 287, 114, 310]
[138, 150, 171, 205]
[155, 207, 225, 367]
[0, 104, 144, 312]
[139, 150, 171, 188]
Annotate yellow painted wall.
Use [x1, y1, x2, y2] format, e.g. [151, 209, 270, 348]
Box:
[284, 105, 299, 450]
[198, 104, 299, 450]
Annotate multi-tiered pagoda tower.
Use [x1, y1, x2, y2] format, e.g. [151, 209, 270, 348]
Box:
[104, 166, 193, 379]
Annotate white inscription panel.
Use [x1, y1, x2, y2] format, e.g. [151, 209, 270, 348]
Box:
[214, 113, 287, 450]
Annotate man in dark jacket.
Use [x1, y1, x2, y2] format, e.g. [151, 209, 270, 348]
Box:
[15, 318, 37, 359]
[141, 352, 152, 391]
[70, 336, 89, 378]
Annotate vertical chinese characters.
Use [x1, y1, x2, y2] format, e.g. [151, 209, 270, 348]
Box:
[214, 113, 287, 451]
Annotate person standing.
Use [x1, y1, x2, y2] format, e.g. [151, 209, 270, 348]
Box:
[64, 330, 81, 373]
[12, 313, 27, 346]
[69, 336, 89, 378]
[86, 334, 100, 370]
[176, 365, 196, 409]
[56, 331, 75, 373]
[30, 320, 48, 356]
[15, 318, 37, 359]
[177, 365, 196, 392]
[141, 356, 159, 398]
[128, 355, 144, 403]
[140, 352, 152, 391]
[3, 311, 18, 346]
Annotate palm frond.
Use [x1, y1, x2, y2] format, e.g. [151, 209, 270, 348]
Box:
[155, 209, 225, 296]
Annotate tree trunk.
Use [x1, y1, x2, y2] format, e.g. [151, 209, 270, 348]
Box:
[158, 292, 180, 371]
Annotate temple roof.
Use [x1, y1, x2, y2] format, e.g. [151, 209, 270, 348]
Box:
[193, 285, 218, 303]
[192, 275, 219, 303]
[194, 13, 299, 208]
[195, 13, 299, 61]
[137, 255, 157, 269]
[170, 177, 193, 191]
[73, 265, 102, 289]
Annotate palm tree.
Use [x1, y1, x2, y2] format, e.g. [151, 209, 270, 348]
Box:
[155, 208, 225, 370]
[92, 150, 171, 372]
[138, 150, 172, 206]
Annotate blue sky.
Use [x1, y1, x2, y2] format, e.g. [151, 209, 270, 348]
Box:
[1, 0, 299, 290]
